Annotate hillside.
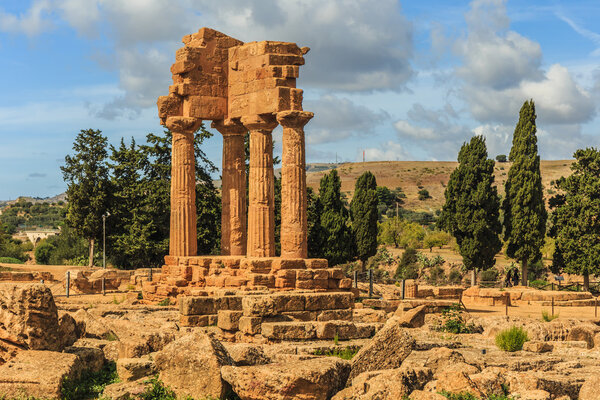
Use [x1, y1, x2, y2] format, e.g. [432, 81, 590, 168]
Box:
[306, 160, 573, 212]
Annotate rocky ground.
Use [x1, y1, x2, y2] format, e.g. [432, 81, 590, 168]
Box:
[1, 281, 600, 399]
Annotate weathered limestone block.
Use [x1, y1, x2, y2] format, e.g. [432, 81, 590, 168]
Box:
[261, 322, 317, 341]
[304, 293, 353, 311]
[316, 321, 363, 340]
[155, 331, 234, 399]
[333, 367, 432, 400]
[239, 316, 262, 335]
[218, 310, 244, 331]
[64, 346, 105, 373]
[242, 295, 276, 317]
[0, 351, 83, 399]
[117, 357, 156, 382]
[224, 343, 271, 366]
[316, 309, 352, 322]
[180, 314, 218, 327]
[0, 283, 62, 351]
[348, 318, 415, 381]
[221, 357, 350, 400]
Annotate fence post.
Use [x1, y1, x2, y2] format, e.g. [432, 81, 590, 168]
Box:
[66, 271, 70, 298]
[595, 298, 598, 318]
[102, 277, 106, 296]
[149, 268, 153, 282]
[353, 270, 358, 289]
[401, 279, 406, 300]
[552, 297, 555, 317]
[552, 283, 554, 291]
[368, 269, 373, 298]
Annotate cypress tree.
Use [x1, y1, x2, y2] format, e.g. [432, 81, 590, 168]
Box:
[350, 171, 379, 262]
[61, 129, 111, 267]
[503, 100, 546, 285]
[319, 169, 354, 266]
[549, 148, 600, 291]
[439, 136, 502, 281]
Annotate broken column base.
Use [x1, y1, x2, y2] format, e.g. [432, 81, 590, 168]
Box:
[142, 256, 352, 302]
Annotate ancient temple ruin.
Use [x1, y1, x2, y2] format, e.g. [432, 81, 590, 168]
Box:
[144, 28, 350, 302]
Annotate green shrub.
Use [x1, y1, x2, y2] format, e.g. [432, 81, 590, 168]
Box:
[61, 362, 118, 400]
[530, 279, 548, 289]
[418, 189, 431, 200]
[479, 268, 499, 282]
[448, 268, 463, 285]
[495, 326, 528, 352]
[395, 247, 419, 279]
[0, 257, 22, 264]
[426, 265, 446, 286]
[541, 310, 559, 322]
[34, 241, 55, 265]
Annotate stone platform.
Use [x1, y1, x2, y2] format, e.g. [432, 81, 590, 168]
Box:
[178, 291, 381, 343]
[142, 256, 352, 301]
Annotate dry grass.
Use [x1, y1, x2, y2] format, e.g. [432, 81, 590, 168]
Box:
[306, 160, 573, 212]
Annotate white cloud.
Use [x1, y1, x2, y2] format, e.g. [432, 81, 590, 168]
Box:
[2, 0, 414, 117]
[364, 141, 411, 161]
[466, 64, 596, 125]
[455, 0, 596, 129]
[393, 120, 437, 140]
[304, 95, 389, 144]
[472, 124, 512, 158]
[0, 0, 53, 36]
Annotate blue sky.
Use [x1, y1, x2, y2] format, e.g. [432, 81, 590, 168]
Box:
[0, 0, 599, 199]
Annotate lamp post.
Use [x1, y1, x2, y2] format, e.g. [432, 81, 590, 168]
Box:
[103, 212, 110, 269]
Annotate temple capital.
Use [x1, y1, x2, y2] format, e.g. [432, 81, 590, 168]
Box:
[211, 119, 246, 136]
[241, 114, 278, 132]
[166, 116, 202, 133]
[276, 110, 314, 129]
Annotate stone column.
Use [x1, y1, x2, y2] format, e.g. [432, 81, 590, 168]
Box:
[166, 116, 201, 257]
[277, 111, 313, 259]
[241, 115, 278, 258]
[212, 120, 247, 256]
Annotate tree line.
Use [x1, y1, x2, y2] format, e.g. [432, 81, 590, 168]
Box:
[440, 99, 600, 289]
[42, 127, 382, 269]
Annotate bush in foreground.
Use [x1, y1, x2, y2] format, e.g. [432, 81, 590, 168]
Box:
[495, 326, 528, 352]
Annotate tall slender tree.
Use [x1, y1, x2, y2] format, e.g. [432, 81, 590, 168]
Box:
[350, 171, 379, 262]
[549, 148, 600, 291]
[439, 136, 502, 282]
[319, 169, 354, 266]
[61, 129, 111, 267]
[503, 100, 546, 285]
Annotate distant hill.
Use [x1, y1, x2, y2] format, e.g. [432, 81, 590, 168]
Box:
[2, 160, 573, 218]
[0, 193, 67, 209]
[306, 160, 573, 212]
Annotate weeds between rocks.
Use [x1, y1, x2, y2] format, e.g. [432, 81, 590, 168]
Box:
[61, 362, 118, 400]
[313, 347, 359, 360]
[434, 304, 480, 334]
[438, 391, 514, 400]
[157, 298, 171, 307]
[541, 310, 559, 322]
[137, 377, 241, 400]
